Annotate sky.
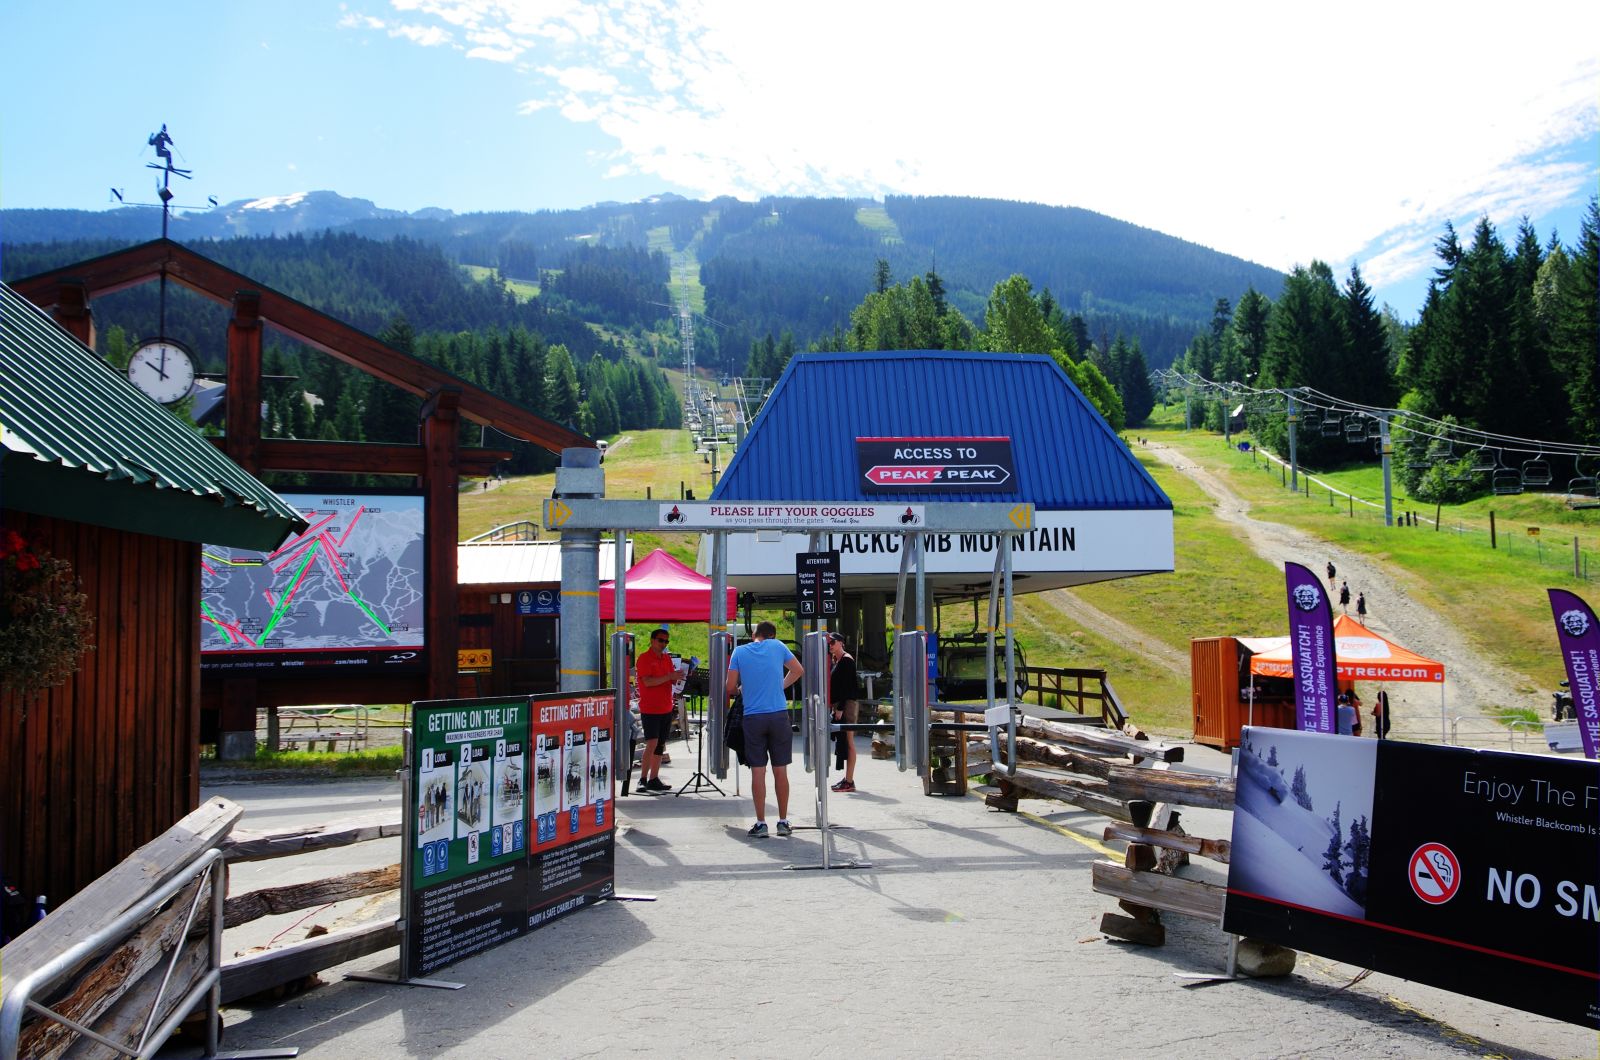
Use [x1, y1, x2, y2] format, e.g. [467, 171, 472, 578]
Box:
[3, 1, 1596, 320]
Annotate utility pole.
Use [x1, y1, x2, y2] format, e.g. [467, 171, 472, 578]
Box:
[1287, 392, 1299, 492]
[1379, 413, 1394, 527]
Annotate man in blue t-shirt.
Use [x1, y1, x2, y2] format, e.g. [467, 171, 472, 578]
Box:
[727, 621, 804, 838]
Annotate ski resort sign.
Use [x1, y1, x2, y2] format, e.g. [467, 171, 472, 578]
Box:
[856, 436, 1015, 493]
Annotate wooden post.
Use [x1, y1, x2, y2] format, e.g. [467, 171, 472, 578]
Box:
[1349, 494, 1354, 518]
[1435, 501, 1442, 531]
[422, 387, 463, 700]
[49, 279, 96, 348]
[1490, 510, 1497, 549]
[224, 290, 264, 474]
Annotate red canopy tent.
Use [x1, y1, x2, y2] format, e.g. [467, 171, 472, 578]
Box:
[599, 547, 738, 622]
[1248, 614, 1444, 683]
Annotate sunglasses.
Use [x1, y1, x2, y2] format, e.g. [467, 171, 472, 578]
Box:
[652, 636, 669, 644]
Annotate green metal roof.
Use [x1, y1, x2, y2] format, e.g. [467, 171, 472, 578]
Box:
[0, 282, 306, 550]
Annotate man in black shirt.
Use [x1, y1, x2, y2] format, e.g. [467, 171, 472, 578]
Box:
[828, 633, 862, 792]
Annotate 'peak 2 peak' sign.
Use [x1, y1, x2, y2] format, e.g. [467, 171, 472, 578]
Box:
[856, 437, 1015, 493]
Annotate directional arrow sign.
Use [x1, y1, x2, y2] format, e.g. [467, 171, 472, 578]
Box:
[545, 499, 573, 528]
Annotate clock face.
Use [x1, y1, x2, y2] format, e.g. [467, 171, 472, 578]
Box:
[127, 339, 196, 404]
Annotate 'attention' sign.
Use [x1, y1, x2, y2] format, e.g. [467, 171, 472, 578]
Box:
[856, 437, 1015, 493]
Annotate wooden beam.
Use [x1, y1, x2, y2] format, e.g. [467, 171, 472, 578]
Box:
[205, 437, 511, 476]
[221, 918, 399, 1003]
[1091, 861, 1226, 925]
[10, 241, 590, 451]
[1012, 735, 1115, 778]
[1018, 716, 1184, 763]
[1104, 764, 1234, 810]
[221, 812, 403, 862]
[49, 279, 94, 348]
[423, 387, 461, 700]
[1102, 823, 1231, 863]
[224, 290, 263, 473]
[221, 864, 399, 929]
[15, 878, 204, 1060]
[0, 797, 241, 995]
[992, 769, 1150, 825]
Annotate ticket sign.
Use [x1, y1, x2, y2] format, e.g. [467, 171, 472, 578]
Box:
[408, 696, 531, 977]
[856, 436, 1015, 493]
[795, 550, 840, 618]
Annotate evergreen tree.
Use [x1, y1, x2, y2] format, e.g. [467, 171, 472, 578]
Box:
[1323, 801, 1345, 885]
[874, 257, 892, 294]
[542, 344, 582, 428]
[981, 274, 1054, 355]
[1267, 745, 1279, 768]
[1340, 264, 1394, 409]
[1120, 341, 1156, 427]
[1550, 199, 1600, 443]
[1291, 764, 1313, 810]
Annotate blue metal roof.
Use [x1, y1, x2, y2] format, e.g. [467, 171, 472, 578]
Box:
[712, 351, 1170, 510]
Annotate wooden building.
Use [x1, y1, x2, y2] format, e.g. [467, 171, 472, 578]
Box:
[11, 240, 590, 758]
[0, 282, 304, 905]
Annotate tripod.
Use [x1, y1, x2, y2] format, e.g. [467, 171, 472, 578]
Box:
[675, 696, 726, 796]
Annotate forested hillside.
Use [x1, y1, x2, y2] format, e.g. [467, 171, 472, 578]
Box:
[1170, 201, 1600, 500]
[3, 191, 1283, 373]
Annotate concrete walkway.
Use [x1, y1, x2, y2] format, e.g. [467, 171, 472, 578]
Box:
[212, 747, 1592, 1059]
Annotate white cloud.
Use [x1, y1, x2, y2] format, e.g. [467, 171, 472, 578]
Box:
[370, 0, 1600, 285]
[391, 22, 452, 46]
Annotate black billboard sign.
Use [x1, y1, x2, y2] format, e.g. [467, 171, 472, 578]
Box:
[795, 550, 840, 618]
[1226, 728, 1599, 1027]
[856, 437, 1015, 493]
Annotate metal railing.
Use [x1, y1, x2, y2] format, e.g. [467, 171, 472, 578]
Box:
[1446, 716, 1543, 751]
[1017, 666, 1129, 729]
[2, 849, 230, 1060]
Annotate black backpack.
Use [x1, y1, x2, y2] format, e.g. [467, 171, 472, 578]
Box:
[724, 697, 748, 767]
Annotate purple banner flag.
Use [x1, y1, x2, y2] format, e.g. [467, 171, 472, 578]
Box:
[1285, 561, 1337, 733]
[1547, 589, 1600, 759]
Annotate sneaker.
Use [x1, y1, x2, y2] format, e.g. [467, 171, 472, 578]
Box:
[747, 821, 768, 838]
[646, 777, 671, 793]
[830, 779, 855, 793]
[776, 820, 792, 837]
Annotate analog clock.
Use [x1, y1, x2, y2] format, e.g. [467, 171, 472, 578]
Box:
[127, 339, 196, 405]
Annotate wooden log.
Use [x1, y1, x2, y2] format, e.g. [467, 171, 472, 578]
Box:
[1091, 861, 1226, 924]
[59, 936, 208, 1060]
[1104, 764, 1234, 809]
[1012, 736, 1115, 778]
[220, 864, 400, 929]
[221, 918, 400, 1003]
[1, 798, 242, 1000]
[1124, 843, 1157, 873]
[1017, 716, 1184, 762]
[998, 769, 1150, 825]
[221, 813, 403, 863]
[17, 879, 204, 1060]
[1099, 911, 1166, 946]
[1103, 822, 1231, 864]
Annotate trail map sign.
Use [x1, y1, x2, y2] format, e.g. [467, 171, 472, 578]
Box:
[404, 691, 616, 977]
[201, 492, 425, 674]
[1226, 728, 1599, 1027]
[855, 436, 1015, 493]
[408, 697, 531, 976]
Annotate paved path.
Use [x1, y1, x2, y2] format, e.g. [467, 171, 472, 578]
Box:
[212, 750, 1590, 1059]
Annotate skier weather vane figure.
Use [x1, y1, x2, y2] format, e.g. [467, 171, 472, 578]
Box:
[145, 123, 192, 238]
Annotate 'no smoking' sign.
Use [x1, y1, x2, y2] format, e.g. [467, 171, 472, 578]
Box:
[1409, 842, 1461, 905]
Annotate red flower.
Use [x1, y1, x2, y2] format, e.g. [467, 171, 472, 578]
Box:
[14, 552, 40, 572]
[0, 530, 24, 557]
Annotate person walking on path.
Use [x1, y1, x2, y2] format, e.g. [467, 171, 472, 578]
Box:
[1339, 580, 1351, 614]
[1372, 689, 1392, 740]
[726, 621, 803, 837]
[1356, 592, 1368, 621]
[1327, 561, 1337, 583]
[634, 628, 677, 794]
[828, 633, 861, 793]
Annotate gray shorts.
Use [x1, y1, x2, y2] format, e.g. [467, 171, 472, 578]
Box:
[742, 710, 793, 768]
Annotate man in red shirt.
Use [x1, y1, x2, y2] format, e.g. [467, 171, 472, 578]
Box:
[635, 628, 677, 794]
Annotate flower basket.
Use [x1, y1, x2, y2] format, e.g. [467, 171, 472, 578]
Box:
[0, 530, 95, 697]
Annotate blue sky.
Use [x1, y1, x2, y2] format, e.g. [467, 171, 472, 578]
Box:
[3, 1, 1596, 320]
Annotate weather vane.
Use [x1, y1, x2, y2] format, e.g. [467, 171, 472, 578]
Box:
[108, 123, 219, 239]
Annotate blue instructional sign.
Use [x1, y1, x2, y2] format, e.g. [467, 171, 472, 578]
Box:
[516, 589, 560, 616]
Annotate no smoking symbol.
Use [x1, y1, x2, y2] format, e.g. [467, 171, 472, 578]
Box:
[1409, 842, 1461, 905]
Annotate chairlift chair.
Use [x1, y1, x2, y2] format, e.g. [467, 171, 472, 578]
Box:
[1365, 417, 1383, 442]
[1521, 452, 1553, 488]
[1319, 415, 1343, 439]
[1298, 407, 1321, 428]
[1470, 446, 1496, 473]
[1492, 451, 1524, 495]
[1344, 415, 1368, 443]
[1566, 455, 1596, 499]
[1424, 438, 1454, 465]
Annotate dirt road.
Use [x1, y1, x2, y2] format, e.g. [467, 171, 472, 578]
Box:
[1147, 443, 1536, 749]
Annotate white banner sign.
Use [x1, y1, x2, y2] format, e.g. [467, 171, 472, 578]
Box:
[660, 502, 928, 530]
